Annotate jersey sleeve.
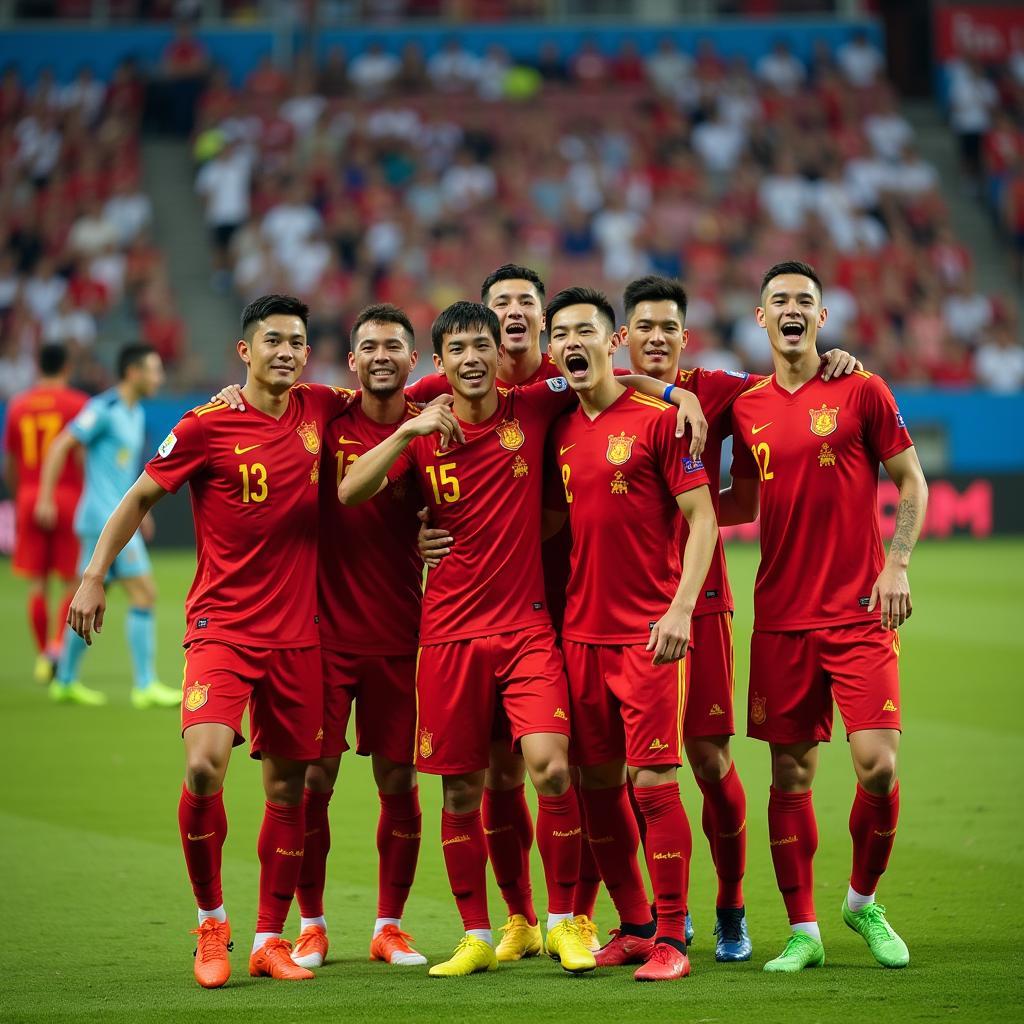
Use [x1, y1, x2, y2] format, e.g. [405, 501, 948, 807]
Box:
[522, 377, 576, 424]
[144, 412, 208, 493]
[386, 437, 417, 483]
[300, 382, 357, 418]
[653, 407, 710, 496]
[860, 374, 913, 463]
[692, 369, 753, 423]
[68, 396, 110, 446]
[405, 374, 452, 403]
[728, 416, 759, 479]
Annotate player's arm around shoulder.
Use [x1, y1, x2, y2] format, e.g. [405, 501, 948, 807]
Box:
[620, 373, 708, 458]
[339, 397, 460, 506]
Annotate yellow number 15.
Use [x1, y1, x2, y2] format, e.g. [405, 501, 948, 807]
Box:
[426, 462, 460, 503]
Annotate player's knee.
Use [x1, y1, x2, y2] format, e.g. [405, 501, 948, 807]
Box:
[687, 741, 731, 781]
[305, 759, 340, 793]
[856, 753, 898, 795]
[443, 775, 484, 813]
[375, 760, 416, 795]
[264, 772, 305, 806]
[185, 754, 227, 795]
[771, 753, 815, 791]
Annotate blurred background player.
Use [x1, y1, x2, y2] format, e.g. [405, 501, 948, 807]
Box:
[546, 286, 717, 982]
[3, 343, 87, 683]
[35, 343, 178, 708]
[293, 303, 428, 970]
[727, 261, 927, 973]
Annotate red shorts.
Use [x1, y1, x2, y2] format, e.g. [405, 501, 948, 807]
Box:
[12, 495, 79, 579]
[563, 640, 689, 768]
[748, 622, 902, 744]
[181, 640, 324, 761]
[414, 626, 570, 775]
[321, 648, 417, 764]
[685, 611, 736, 738]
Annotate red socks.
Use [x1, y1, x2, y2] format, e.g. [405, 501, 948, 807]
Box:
[295, 789, 332, 919]
[441, 808, 490, 930]
[178, 783, 227, 911]
[632, 782, 692, 943]
[573, 785, 601, 918]
[768, 787, 818, 924]
[257, 800, 305, 932]
[29, 592, 48, 653]
[535, 791, 581, 916]
[849, 782, 899, 896]
[695, 762, 747, 909]
[580, 784, 652, 926]
[53, 592, 74, 651]
[482, 785, 536, 924]
[377, 787, 422, 919]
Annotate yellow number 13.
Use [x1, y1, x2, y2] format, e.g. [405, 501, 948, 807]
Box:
[750, 442, 774, 482]
[239, 462, 268, 503]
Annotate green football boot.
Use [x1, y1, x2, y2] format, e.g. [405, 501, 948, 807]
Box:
[49, 680, 108, 706]
[763, 931, 825, 973]
[842, 899, 909, 968]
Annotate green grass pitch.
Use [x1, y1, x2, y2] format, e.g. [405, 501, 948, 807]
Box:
[1, 539, 1021, 1023]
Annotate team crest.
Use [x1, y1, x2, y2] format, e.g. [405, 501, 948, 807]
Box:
[606, 432, 637, 465]
[809, 404, 839, 437]
[750, 693, 766, 726]
[418, 728, 433, 759]
[496, 418, 525, 451]
[297, 420, 321, 454]
[184, 681, 209, 713]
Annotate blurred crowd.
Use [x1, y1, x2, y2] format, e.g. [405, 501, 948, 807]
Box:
[0, 58, 189, 399]
[942, 47, 1024, 296]
[191, 31, 1024, 392]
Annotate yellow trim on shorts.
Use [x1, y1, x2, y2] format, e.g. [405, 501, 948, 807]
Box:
[676, 657, 685, 757]
[412, 646, 422, 764]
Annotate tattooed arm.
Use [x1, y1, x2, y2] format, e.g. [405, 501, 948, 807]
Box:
[869, 447, 929, 629]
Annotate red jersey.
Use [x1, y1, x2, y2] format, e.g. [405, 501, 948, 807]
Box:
[4, 384, 87, 504]
[551, 388, 711, 645]
[145, 383, 355, 649]
[388, 378, 575, 645]
[676, 367, 765, 616]
[319, 400, 424, 656]
[730, 370, 913, 632]
[403, 353, 561, 403]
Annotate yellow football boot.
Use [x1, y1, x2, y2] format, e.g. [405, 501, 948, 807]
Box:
[573, 914, 601, 952]
[546, 918, 597, 974]
[495, 914, 543, 962]
[428, 935, 498, 977]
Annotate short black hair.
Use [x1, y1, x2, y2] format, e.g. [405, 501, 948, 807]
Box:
[623, 275, 689, 323]
[760, 260, 823, 302]
[480, 263, 546, 304]
[117, 343, 157, 379]
[350, 303, 415, 349]
[38, 342, 68, 377]
[431, 301, 500, 358]
[545, 286, 616, 334]
[241, 294, 310, 341]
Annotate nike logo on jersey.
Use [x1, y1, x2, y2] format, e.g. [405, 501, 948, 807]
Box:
[335, 437, 362, 446]
[234, 443, 262, 454]
[187, 832, 214, 841]
[751, 423, 773, 435]
[559, 444, 575, 456]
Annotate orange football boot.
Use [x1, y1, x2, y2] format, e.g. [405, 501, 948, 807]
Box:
[292, 924, 329, 969]
[369, 924, 428, 966]
[634, 942, 691, 982]
[249, 937, 315, 980]
[191, 918, 233, 989]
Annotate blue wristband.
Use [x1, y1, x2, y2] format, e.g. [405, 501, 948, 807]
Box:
[662, 384, 676, 402]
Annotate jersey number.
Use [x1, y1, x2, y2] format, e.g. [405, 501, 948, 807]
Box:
[239, 462, 268, 503]
[426, 462, 460, 504]
[335, 451, 359, 485]
[750, 442, 774, 482]
[19, 412, 63, 469]
[561, 463, 574, 504]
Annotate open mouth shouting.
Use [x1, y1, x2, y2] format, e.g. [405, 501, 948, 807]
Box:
[564, 351, 590, 381]
[504, 321, 528, 342]
[780, 321, 805, 342]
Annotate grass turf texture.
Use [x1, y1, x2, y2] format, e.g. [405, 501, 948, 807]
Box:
[1, 539, 1021, 1023]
